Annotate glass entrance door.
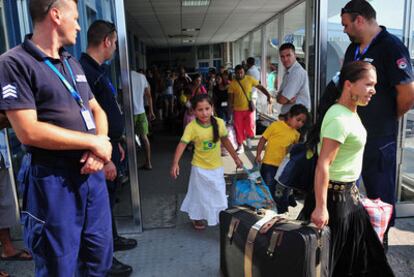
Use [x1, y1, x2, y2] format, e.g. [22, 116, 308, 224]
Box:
[324, 0, 413, 217]
[397, 0, 414, 217]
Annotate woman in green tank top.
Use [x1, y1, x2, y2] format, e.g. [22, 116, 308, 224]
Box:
[302, 61, 394, 276]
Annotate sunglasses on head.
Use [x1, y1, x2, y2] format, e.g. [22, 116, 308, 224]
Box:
[341, 7, 361, 15]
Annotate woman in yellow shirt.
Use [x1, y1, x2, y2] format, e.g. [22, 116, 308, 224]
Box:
[255, 104, 309, 213]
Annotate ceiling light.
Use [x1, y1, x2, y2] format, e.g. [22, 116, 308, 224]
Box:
[181, 28, 200, 32]
[183, 39, 195, 43]
[182, 0, 210, 7]
[168, 34, 193, 38]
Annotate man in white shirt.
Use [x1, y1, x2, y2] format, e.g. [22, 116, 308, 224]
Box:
[131, 70, 155, 170]
[276, 43, 311, 116]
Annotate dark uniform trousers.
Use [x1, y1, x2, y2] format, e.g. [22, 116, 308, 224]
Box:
[361, 135, 397, 226]
[20, 155, 113, 277]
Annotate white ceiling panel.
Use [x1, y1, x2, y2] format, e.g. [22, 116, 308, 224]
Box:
[125, 0, 299, 47]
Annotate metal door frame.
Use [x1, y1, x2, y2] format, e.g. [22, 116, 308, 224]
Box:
[114, 0, 143, 232]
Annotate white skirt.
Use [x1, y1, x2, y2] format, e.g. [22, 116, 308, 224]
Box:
[180, 165, 227, 226]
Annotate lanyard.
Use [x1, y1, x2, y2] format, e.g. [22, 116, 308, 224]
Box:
[44, 59, 85, 109]
[353, 32, 380, 61]
[106, 77, 117, 96]
[354, 44, 370, 61]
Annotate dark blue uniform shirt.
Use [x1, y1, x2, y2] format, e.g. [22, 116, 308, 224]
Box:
[0, 35, 95, 158]
[343, 26, 414, 138]
[80, 53, 124, 141]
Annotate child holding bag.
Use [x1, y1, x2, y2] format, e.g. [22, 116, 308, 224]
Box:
[255, 104, 309, 213]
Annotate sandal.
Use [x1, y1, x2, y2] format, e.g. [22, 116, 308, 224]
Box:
[0, 270, 10, 277]
[192, 220, 206, 230]
[0, 249, 33, 261]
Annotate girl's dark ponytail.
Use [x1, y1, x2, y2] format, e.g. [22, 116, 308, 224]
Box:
[210, 115, 219, 143]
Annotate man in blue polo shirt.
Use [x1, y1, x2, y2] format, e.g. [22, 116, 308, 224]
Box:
[80, 20, 136, 276]
[0, 0, 113, 276]
[341, 0, 414, 250]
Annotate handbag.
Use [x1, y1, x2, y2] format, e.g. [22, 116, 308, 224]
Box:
[236, 79, 255, 112]
[275, 143, 317, 192]
[179, 90, 187, 105]
[360, 196, 393, 243]
[231, 166, 277, 211]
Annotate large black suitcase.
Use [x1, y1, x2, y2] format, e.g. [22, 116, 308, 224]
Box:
[220, 206, 330, 277]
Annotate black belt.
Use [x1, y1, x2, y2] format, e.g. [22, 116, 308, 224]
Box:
[328, 180, 356, 191]
[31, 153, 81, 169]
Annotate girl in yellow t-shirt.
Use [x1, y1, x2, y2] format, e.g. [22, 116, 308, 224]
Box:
[255, 104, 309, 213]
[171, 94, 243, 230]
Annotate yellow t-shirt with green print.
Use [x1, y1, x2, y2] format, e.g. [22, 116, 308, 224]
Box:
[181, 117, 228, 169]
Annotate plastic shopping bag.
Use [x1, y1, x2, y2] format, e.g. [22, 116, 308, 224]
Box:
[360, 196, 393, 243]
[231, 166, 277, 211]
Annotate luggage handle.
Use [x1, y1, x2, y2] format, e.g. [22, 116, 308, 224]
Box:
[301, 220, 324, 277]
[267, 230, 284, 257]
[235, 165, 268, 187]
[259, 215, 288, 234]
[227, 217, 240, 244]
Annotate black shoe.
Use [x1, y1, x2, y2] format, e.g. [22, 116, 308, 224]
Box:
[117, 174, 129, 186]
[107, 257, 132, 276]
[114, 236, 138, 252]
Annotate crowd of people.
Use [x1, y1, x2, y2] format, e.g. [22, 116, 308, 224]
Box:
[0, 0, 413, 276]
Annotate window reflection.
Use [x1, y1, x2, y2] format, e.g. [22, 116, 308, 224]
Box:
[241, 36, 249, 62]
[263, 19, 281, 117]
[233, 40, 241, 66]
[0, 7, 7, 53]
[252, 29, 262, 69]
[283, 2, 306, 61]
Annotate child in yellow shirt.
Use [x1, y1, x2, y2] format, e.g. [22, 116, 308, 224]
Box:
[255, 104, 309, 213]
[171, 94, 243, 230]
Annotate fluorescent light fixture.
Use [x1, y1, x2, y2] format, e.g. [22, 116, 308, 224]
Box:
[182, 0, 210, 7]
[183, 39, 195, 43]
[181, 28, 200, 32]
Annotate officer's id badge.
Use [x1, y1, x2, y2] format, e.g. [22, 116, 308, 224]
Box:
[363, 58, 373, 63]
[76, 74, 87, 82]
[2, 83, 18, 99]
[81, 108, 96, 130]
[396, 58, 408, 70]
[203, 140, 216, 150]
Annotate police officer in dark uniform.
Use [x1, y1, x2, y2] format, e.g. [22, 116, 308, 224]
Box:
[341, 0, 414, 249]
[0, 0, 113, 275]
[80, 20, 136, 276]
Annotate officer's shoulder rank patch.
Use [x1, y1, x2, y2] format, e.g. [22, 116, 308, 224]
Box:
[2, 84, 17, 99]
